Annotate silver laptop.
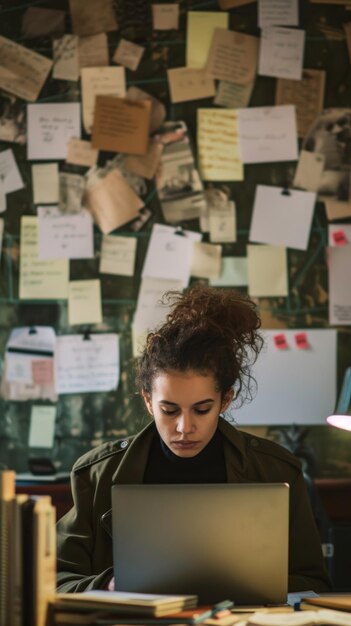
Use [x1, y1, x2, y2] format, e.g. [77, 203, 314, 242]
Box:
[112, 483, 289, 605]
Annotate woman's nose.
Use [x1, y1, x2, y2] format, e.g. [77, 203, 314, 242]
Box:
[176, 412, 195, 434]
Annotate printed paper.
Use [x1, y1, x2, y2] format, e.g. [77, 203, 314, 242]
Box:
[209, 201, 236, 243]
[214, 80, 254, 109]
[78, 33, 109, 69]
[59, 172, 85, 213]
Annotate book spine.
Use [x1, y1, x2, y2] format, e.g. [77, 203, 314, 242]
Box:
[0, 470, 16, 626]
[33, 497, 57, 626]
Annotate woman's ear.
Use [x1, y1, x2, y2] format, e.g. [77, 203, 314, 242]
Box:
[221, 389, 234, 413]
[142, 390, 153, 416]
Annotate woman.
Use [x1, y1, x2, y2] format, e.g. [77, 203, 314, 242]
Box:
[56, 285, 331, 593]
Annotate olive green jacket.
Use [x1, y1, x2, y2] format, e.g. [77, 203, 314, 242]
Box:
[56, 418, 331, 593]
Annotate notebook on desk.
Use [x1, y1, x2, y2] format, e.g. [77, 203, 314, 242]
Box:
[111, 482, 289, 606]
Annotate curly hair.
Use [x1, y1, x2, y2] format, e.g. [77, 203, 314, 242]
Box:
[135, 284, 264, 405]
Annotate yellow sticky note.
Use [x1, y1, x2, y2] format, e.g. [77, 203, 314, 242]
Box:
[68, 279, 102, 325]
[197, 109, 243, 181]
[186, 11, 229, 69]
[247, 244, 288, 297]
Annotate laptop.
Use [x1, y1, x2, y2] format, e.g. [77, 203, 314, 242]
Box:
[112, 483, 289, 606]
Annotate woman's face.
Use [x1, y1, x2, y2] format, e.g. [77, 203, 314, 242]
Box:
[142, 370, 233, 458]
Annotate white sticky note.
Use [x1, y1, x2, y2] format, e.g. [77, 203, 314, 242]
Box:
[37, 207, 94, 260]
[29, 405, 56, 448]
[238, 105, 298, 164]
[259, 26, 305, 80]
[27, 102, 81, 160]
[258, 0, 298, 29]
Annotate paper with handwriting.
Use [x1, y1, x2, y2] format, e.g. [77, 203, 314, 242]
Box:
[198, 108, 243, 181]
[152, 4, 180, 30]
[92, 96, 151, 155]
[78, 33, 109, 69]
[328, 245, 351, 325]
[167, 67, 215, 103]
[206, 29, 258, 85]
[113, 39, 145, 71]
[37, 207, 94, 260]
[19, 216, 69, 300]
[27, 102, 81, 160]
[32, 163, 59, 204]
[238, 104, 298, 163]
[258, 0, 298, 29]
[69, 0, 117, 36]
[29, 406, 56, 449]
[81, 66, 126, 134]
[250, 185, 315, 250]
[66, 138, 98, 167]
[214, 80, 254, 108]
[259, 26, 305, 80]
[0, 35, 53, 102]
[53, 34, 79, 81]
[68, 279, 102, 325]
[0, 149, 24, 195]
[55, 333, 119, 394]
[100, 235, 137, 276]
[247, 244, 288, 297]
[276, 69, 326, 138]
[186, 11, 229, 69]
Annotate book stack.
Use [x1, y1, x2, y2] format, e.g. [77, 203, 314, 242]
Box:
[0, 469, 56, 626]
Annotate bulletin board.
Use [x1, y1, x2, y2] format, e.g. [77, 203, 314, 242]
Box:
[0, 0, 350, 478]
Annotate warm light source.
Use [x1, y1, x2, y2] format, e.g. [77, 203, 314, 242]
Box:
[326, 367, 351, 432]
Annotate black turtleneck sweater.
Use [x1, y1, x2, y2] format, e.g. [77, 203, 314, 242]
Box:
[143, 429, 227, 484]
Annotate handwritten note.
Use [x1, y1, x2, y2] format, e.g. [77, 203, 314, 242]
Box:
[328, 245, 351, 325]
[276, 69, 326, 137]
[86, 169, 143, 234]
[167, 67, 215, 103]
[206, 29, 258, 85]
[258, 0, 298, 29]
[92, 96, 151, 154]
[209, 201, 236, 243]
[37, 207, 94, 260]
[293, 150, 325, 192]
[237, 105, 298, 164]
[214, 80, 254, 108]
[55, 334, 119, 394]
[191, 241, 222, 279]
[113, 39, 145, 71]
[53, 34, 79, 81]
[81, 66, 126, 133]
[186, 11, 229, 69]
[0, 35, 53, 102]
[68, 279, 102, 325]
[249, 185, 316, 250]
[0, 149, 24, 195]
[19, 216, 69, 300]
[247, 244, 288, 297]
[100, 235, 137, 276]
[59, 172, 85, 213]
[197, 109, 243, 181]
[32, 163, 59, 204]
[259, 26, 305, 80]
[152, 4, 179, 30]
[28, 406, 56, 449]
[69, 0, 117, 36]
[78, 33, 109, 68]
[27, 102, 81, 160]
[66, 138, 98, 167]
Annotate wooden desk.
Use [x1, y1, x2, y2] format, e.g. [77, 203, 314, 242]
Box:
[16, 482, 73, 520]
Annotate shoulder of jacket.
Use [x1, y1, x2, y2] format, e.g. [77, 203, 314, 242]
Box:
[72, 435, 135, 473]
[241, 431, 302, 471]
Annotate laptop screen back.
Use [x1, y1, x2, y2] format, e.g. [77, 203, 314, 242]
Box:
[112, 483, 289, 605]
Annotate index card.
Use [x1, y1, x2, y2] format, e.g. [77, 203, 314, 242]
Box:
[258, 0, 298, 29]
[328, 245, 351, 325]
[100, 235, 137, 276]
[32, 163, 59, 205]
[125, 138, 163, 180]
[237, 105, 298, 164]
[86, 169, 143, 234]
[55, 334, 119, 394]
[259, 26, 305, 80]
[69, 0, 117, 36]
[209, 201, 236, 243]
[81, 66, 126, 134]
[167, 67, 215, 103]
[249, 185, 316, 250]
[19, 216, 69, 300]
[210, 257, 248, 287]
[22, 7, 65, 38]
[142, 224, 201, 287]
[27, 102, 81, 160]
[59, 172, 85, 213]
[214, 80, 254, 109]
[53, 34, 79, 82]
[234, 329, 337, 425]
[190, 241, 222, 279]
[328, 224, 351, 246]
[78, 33, 109, 69]
[247, 244, 288, 297]
[92, 96, 151, 155]
[186, 11, 229, 69]
[66, 138, 98, 167]
[276, 69, 326, 138]
[0, 36, 53, 102]
[113, 39, 145, 71]
[0, 149, 23, 195]
[198, 109, 243, 181]
[293, 151, 325, 192]
[68, 279, 102, 326]
[152, 4, 180, 30]
[37, 207, 94, 260]
[206, 29, 258, 85]
[134, 277, 184, 334]
[29, 406, 56, 449]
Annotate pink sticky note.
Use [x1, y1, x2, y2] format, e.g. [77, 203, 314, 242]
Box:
[273, 333, 288, 350]
[294, 332, 309, 349]
[32, 359, 54, 385]
[332, 230, 347, 246]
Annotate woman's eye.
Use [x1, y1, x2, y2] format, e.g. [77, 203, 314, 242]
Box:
[161, 408, 178, 416]
[195, 408, 210, 415]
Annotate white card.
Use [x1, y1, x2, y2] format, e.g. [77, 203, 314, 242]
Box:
[29, 406, 56, 448]
[27, 102, 81, 160]
[37, 206, 94, 260]
[259, 26, 305, 80]
[238, 105, 298, 164]
[258, 0, 298, 29]
[0, 149, 24, 194]
[32, 163, 59, 204]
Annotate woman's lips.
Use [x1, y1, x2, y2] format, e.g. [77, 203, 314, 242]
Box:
[171, 440, 199, 449]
